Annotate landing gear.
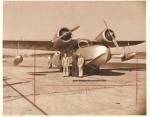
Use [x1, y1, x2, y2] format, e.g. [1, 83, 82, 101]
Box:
[84, 65, 100, 75]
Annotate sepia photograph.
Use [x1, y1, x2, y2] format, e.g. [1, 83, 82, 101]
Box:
[3, 1, 146, 115]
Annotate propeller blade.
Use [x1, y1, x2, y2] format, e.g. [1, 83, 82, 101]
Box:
[56, 26, 80, 40]
[56, 32, 68, 40]
[112, 39, 119, 48]
[104, 20, 109, 29]
[70, 26, 80, 32]
[104, 20, 119, 48]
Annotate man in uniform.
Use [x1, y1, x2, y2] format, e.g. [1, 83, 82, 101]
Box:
[72, 52, 78, 77]
[62, 53, 69, 77]
[77, 54, 84, 77]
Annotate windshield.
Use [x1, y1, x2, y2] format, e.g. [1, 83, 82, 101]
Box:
[78, 40, 89, 48]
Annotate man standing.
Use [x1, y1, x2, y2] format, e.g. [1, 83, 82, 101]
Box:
[62, 53, 69, 77]
[77, 54, 84, 77]
[72, 52, 78, 77]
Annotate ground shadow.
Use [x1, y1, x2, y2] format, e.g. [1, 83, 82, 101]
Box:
[28, 70, 60, 75]
[19, 65, 44, 68]
[29, 73, 47, 76]
[28, 66, 145, 76]
[107, 67, 146, 71]
[29, 69, 125, 76]
[85, 68, 125, 76]
[104, 63, 146, 71]
[94, 69, 125, 76]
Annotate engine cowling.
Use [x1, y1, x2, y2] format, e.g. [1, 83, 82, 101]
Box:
[13, 55, 23, 66]
[95, 29, 116, 43]
[57, 27, 72, 42]
[52, 27, 73, 49]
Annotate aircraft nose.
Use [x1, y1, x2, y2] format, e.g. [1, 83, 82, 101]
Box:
[89, 45, 111, 64]
[76, 45, 111, 64]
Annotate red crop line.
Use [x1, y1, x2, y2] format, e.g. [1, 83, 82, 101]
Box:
[33, 49, 36, 104]
[136, 75, 146, 77]
[137, 77, 146, 79]
[46, 84, 141, 87]
[136, 55, 138, 106]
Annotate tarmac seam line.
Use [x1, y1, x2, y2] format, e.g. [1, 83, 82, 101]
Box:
[3, 80, 48, 115]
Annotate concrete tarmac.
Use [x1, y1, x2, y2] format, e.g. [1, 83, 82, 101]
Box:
[3, 57, 146, 115]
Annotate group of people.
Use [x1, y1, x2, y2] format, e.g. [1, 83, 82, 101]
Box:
[48, 52, 85, 77]
[62, 52, 84, 77]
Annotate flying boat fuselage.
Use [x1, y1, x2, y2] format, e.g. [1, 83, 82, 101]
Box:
[76, 45, 111, 68]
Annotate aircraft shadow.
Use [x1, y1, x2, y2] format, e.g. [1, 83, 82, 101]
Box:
[28, 66, 145, 76]
[28, 70, 60, 75]
[104, 63, 146, 70]
[107, 67, 146, 71]
[93, 65, 146, 76]
[19, 65, 44, 68]
[91, 69, 125, 76]
[29, 69, 125, 76]
[29, 73, 47, 76]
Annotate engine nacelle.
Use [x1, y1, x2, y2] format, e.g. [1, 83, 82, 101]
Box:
[53, 27, 72, 49]
[13, 55, 23, 66]
[95, 29, 116, 43]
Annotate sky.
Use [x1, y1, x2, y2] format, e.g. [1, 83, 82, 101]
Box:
[3, 1, 146, 53]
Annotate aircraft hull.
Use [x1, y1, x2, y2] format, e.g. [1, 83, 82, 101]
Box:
[76, 45, 111, 68]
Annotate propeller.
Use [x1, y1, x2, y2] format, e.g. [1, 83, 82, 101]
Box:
[56, 26, 80, 41]
[103, 20, 119, 48]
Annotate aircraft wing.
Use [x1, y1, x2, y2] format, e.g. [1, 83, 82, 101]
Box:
[104, 41, 145, 47]
[3, 40, 56, 51]
[112, 52, 146, 59]
[30, 52, 55, 57]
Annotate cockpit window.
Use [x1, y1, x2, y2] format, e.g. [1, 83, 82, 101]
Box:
[78, 40, 89, 48]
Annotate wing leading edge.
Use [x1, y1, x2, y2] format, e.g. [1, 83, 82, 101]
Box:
[103, 41, 145, 47]
[3, 40, 56, 51]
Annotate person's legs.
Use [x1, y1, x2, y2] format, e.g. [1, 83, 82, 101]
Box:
[65, 66, 68, 76]
[68, 66, 72, 76]
[63, 66, 66, 77]
[80, 66, 83, 77]
[78, 66, 83, 77]
[73, 65, 77, 77]
[66, 66, 69, 76]
[78, 66, 81, 77]
[72, 65, 75, 76]
[75, 65, 78, 76]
